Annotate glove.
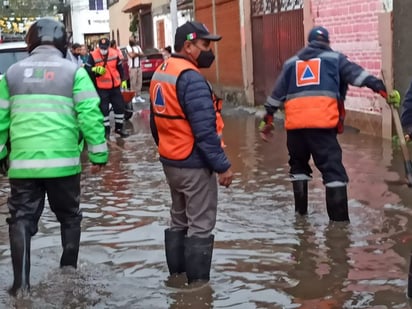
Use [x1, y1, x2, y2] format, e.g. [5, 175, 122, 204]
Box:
[387, 90, 401, 107]
[0, 157, 8, 176]
[91, 66, 106, 75]
[121, 80, 128, 89]
[365, 77, 387, 97]
[259, 114, 274, 142]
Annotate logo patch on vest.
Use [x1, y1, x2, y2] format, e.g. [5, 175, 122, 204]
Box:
[295, 58, 321, 87]
[153, 84, 166, 113]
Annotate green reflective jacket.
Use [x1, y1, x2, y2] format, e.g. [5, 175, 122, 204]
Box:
[0, 46, 108, 179]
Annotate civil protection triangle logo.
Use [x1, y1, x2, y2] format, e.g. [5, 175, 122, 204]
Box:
[295, 58, 321, 87]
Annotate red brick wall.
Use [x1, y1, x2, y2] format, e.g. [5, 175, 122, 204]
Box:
[310, 0, 385, 113]
[195, 0, 243, 87]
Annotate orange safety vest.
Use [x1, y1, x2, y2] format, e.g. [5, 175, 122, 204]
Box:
[212, 92, 225, 147]
[150, 57, 224, 160]
[91, 48, 121, 89]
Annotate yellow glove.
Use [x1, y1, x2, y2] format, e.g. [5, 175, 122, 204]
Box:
[388, 90, 401, 108]
[121, 80, 128, 89]
[91, 66, 106, 75]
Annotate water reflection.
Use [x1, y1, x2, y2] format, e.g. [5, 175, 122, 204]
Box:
[0, 106, 412, 308]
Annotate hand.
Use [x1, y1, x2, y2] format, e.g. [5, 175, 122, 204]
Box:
[365, 77, 387, 96]
[90, 162, 105, 174]
[121, 80, 128, 89]
[259, 114, 274, 142]
[91, 66, 106, 75]
[387, 90, 401, 107]
[218, 169, 233, 188]
[0, 157, 8, 176]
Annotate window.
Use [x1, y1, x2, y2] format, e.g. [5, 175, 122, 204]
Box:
[89, 0, 104, 10]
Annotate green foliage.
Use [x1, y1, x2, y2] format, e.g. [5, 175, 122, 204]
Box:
[129, 15, 137, 34]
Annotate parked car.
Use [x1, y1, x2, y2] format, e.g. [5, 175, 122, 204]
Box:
[0, 41, 28, 80]
[141, 48, 164, 84]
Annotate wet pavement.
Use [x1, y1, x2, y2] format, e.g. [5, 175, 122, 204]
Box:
[1, 97, 412, 308]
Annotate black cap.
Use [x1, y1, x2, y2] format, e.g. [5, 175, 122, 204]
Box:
[174, 21, 221, 51]
[98, 37, 110, 49]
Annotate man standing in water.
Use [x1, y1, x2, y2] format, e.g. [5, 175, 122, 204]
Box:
[149, 21, 233, 285]
[0, 18, 108, 296]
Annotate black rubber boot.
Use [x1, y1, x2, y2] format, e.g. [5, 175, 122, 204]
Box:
[292, 180, 308, 215]
[326, 186, 350, 222]
[8, 221, 31, 296]
[184, 235, 214, 284]
[165, 228, 187, 275]
[60, 224, 81, 268]
[114, 123, 129, 138]
[105, 126, 110, 139]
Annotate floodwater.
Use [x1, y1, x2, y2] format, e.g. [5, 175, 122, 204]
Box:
[1, 100, 412, 308]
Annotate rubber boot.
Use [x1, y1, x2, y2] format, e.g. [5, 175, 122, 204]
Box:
[8, 221, 31, 296]
[292, 180, 308, 215]
[326, 186, 350, 222]
[60, 224, 81, 268]
[114, 123, 129, 138]
[165, 228, 187, 275]
[184, 235, 214, 284]
[104, 126, 110, 140]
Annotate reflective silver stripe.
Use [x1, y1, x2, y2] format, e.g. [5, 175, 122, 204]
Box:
[325, 181, 346, 187]
[0, 99, 10, 109]
[290, 174, 312, 181]
[319, 51, 339, 60]
[266, 96, 282, 108]
[11, 107, 76, 115]
[152, 71, 177, 85]
[12, 97, 73, 107]
[88, 142, 108, 153]
[0, 144, 4, 153]
[286, 90, 337, 100]
[103, 116, 110, 121]
[353, 70, 370, 86]
[73, 91, 99, 103]
[10, 157, 80, 169]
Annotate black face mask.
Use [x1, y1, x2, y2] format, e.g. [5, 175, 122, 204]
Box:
[196, 49, 215, 68]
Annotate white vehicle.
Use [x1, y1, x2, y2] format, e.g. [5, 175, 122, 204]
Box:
[0, 41, 28, 80]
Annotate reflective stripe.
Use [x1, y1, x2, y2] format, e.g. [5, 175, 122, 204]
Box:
[325, 181, 346, 187]
[89, 142, 108, 153]
[11, 107, 76, 115]
[10, 157, 80, 169]
[0, 99, 10, 109]
[319, 51, 339, 60]
[0, 144, 4, 153]
[286, 90, 337, 100]
[266, 96, 282, 108]
[12, 97, 73, 108]
[152, 71, 177, 85]
[73, 91, 99, 103]
[353, 70, 370, 86]
[290, 174, 312, 181]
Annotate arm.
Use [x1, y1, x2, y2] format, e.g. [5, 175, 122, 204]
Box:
[73, 68, 108, 164]
[0, 77, 10, 160]
[116, 55, 125, 81]
[84, 53, 97, 78]
[178, 70, 231, 173]
[126, 45, 144, 59]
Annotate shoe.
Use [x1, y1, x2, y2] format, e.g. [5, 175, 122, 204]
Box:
[114, 129, 129, 138]
[136, 96, 145, 103]
[132, 97, 137, 104]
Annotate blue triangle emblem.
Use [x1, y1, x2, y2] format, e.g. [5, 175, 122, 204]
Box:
[301, 65, 314, 80]
[154, 86, 165, 106]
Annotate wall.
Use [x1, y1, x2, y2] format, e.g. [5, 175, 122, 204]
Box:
[71, 0, 110, 44]
[108, 0, 132, 47]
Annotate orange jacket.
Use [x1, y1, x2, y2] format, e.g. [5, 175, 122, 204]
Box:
[150, 57, 224, 160]
[91, 48, 121, 89]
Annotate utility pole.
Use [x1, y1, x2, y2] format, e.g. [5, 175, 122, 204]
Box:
[170, 0, 178, 49]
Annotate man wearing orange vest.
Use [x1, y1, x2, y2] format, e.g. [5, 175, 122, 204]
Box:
[260, 26, 387, 222]
[85, 38, 129, 138]
[149, 21, 233, 286]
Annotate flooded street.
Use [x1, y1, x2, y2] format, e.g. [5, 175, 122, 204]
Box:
[1, 99, 412, 308]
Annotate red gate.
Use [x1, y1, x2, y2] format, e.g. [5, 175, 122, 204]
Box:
[251, 0, 304, 104]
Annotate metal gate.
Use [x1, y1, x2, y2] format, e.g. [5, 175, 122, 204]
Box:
[251, 0, 304, 104]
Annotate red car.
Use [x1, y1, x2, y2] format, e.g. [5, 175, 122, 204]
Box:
[140, 48, 164, 84]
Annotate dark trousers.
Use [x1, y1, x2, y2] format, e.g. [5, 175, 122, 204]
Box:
[287, 128, 348, 184]
[7, 174, 82, 235]
[97, 87, 125, 130]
